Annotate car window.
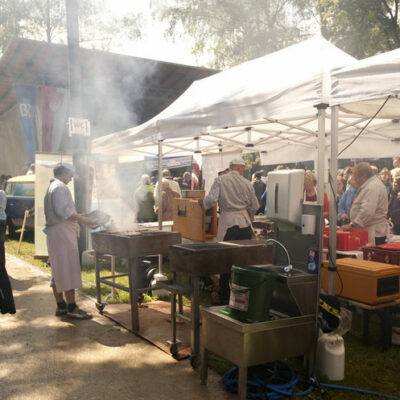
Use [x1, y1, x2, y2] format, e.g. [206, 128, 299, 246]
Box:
[4, 182, 15, 195]
[6, 182, 35, 196]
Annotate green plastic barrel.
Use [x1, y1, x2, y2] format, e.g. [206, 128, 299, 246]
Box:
[228, 264, 278, 323]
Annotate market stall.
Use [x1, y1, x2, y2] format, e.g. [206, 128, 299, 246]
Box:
[90, 35, 400, 393]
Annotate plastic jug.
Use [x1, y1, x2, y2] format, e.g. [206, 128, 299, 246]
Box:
[316, 333, 345, 381]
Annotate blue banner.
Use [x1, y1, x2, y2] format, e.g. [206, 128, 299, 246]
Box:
[143, 155, 193, 171]
[15, 85, 37, 162]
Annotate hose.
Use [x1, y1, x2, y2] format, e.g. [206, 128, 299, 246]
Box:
[222, 362, 400, 400]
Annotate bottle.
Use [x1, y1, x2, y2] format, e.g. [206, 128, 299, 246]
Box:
[307, 246, 319, 274]
[317, 334, 345, 381]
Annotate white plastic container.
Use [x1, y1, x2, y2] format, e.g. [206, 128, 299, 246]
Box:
[316, 333, 345, 381]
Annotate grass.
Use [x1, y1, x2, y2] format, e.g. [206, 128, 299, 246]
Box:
[5, 231, 400, 399]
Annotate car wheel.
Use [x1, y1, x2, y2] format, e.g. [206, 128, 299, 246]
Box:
[7, 219, 16, 238]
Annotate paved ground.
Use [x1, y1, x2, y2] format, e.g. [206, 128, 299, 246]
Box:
[0, 254, 234, 400]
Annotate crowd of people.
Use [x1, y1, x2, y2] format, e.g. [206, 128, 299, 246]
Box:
[338, 157, 400, 242]
[133, 162, 201, 223]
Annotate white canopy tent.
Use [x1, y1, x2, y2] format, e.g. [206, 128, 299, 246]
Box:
[92, 35, 355, 163]
[92, 35, 357, 208]
[93, 36, 400, 294]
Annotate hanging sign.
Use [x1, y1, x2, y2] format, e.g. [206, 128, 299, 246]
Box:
[69, 117, 90, 136]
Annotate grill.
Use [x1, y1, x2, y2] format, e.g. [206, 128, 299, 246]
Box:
[91, 229, 181, 258]
[92, 229, 181, 331]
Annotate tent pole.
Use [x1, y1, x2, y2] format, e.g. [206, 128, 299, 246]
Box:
[329, 106, 338, 295]
[316, 105, 328, 206]
[158, 140, 163, 230]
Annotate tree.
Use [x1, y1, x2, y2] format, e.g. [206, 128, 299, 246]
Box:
[315, 0, 400, 58]
[153, 0, 314, 68]
[0, 0, 142, 54]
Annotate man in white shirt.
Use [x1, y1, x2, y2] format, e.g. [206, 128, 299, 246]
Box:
[199, 157, 259, 303]
[154, 169, 181, 209]
[341, 162, 389, 245]
[200, 158, 258, 241]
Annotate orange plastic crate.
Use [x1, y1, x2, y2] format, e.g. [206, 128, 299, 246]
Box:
[323, 228, 369, 251]
[322, 258, 400, 304]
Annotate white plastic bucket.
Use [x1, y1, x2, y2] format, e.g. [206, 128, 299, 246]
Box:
[316, 333, 345, 381]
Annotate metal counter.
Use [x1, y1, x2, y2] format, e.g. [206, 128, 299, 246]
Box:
[200, 306, 315, 400]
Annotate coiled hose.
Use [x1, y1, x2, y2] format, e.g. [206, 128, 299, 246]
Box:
[222, 361, 400, 399]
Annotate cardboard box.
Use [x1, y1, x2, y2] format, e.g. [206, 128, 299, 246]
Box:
[173, 198, 217, 242]
[322, 258, 400, 304]
[181, 190, 205, 199]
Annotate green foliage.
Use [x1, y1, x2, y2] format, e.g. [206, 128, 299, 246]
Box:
[0, 0, 142, 55]
[316, 0, 400, 58]
[153, 0, 400, 67]
[153, 0, 313, 68]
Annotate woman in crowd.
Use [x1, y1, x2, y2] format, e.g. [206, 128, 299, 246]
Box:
[388, 176, 400, 235]
[134, 174, 156, 223]
[155, 181, 180, 221]
[337, 175, 345, 201]
[303, 170, 329, 220]
[338, 176, 357, 226]
[380, 167, 392, 198]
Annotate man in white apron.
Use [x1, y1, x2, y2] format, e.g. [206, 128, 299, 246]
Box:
[44, 164, 94, 319]
[341, 162, 389, 245]
[199, 158, 259, 303]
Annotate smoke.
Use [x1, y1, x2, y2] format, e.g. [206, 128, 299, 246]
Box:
[91, 158, 156, 231]
[79, 49, 158, 138]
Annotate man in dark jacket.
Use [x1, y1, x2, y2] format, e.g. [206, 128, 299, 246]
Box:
[252, 171, 266, 215]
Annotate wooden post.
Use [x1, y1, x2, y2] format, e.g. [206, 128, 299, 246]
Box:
[17, 210, 30, 254]
[111, 256, 116, 299]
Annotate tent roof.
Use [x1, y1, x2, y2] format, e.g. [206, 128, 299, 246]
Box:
[92, 36, 400, 165]
[92, 36, 355, 156]
[331, 47, 400, 118]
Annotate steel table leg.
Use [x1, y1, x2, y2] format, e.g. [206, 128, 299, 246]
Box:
[238, 366, 248, 400]
[200, 347, 208, 385]
[190, 276, 201, 368]
[94, 252, 104, 312]
[129, 257, 140, 331]
[382, 307, 392, 351]
[363, 309, 369, 345]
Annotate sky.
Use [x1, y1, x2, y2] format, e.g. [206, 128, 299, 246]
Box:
[101, 0, 204, 67]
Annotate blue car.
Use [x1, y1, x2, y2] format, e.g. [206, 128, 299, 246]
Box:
[4, 174, 35, 236]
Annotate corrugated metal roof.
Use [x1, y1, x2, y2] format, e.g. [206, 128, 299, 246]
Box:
[0, 37, 217, 136]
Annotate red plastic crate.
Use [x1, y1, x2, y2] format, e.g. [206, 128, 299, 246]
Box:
[323, 228, 369, 251]
[362, 246, 400, 265]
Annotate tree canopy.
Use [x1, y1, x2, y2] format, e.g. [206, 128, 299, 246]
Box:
[153, 0, 314, 69]
[316, 0, 400, 59]
[0, 0, 142, 54]
[153, 0, 400, 67]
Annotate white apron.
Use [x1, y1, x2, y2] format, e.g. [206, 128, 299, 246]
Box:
[47, 220, 82, 292]
[217, 209, 253, 241]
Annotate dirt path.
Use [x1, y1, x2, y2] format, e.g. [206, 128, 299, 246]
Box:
[0, 253, 233, 400]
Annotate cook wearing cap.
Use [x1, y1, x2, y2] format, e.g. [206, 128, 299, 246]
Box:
[199, 156, 259, 304]
[43, 163, 95, 320]
[217, 166, 229, 176]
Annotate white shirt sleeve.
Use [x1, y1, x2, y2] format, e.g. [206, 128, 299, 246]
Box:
[203, 178, 220, 210]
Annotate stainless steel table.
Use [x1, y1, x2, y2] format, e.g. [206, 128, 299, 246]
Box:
[200, 306, 315, 400]
[168, 240, 272, 367]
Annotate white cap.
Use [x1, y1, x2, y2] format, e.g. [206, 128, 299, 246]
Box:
[229, 157, 246, 166]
